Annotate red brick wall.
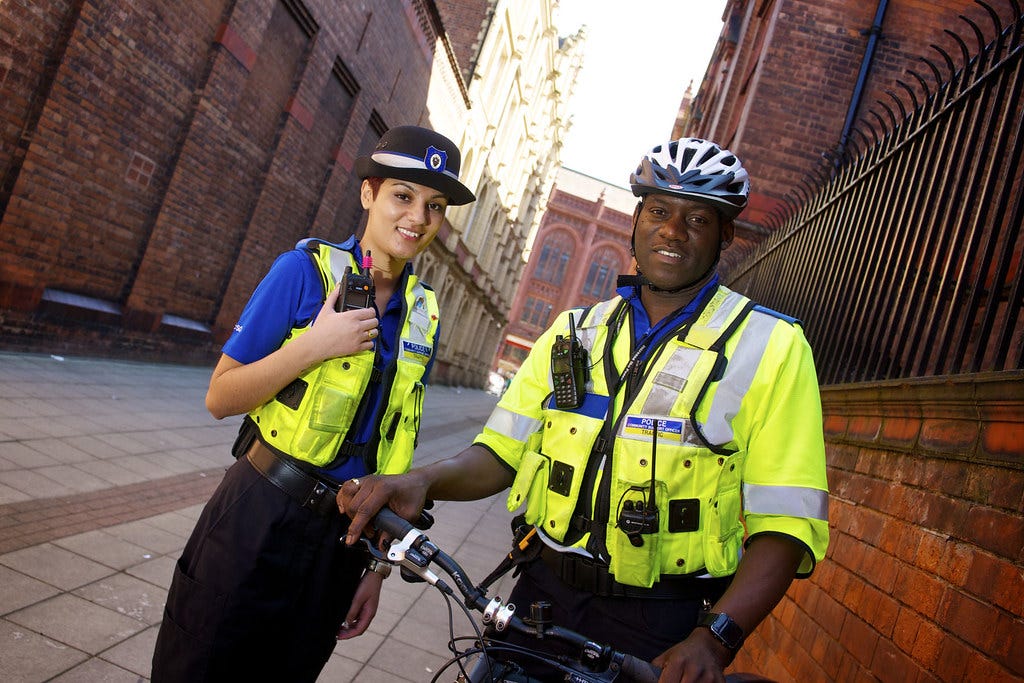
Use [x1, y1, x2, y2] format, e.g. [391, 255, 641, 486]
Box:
[0, 0, 471, 360]
[693, 0, 998, 229]
[433, 0, 492, 81]
[730, 373, 1024, 682]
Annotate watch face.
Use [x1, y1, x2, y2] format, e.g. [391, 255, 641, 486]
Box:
[701, 612, 743, 650]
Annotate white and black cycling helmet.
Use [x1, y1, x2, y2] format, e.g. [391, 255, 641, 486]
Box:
[629, 138, 749, 218]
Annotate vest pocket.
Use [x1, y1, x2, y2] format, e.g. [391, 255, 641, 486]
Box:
[702, 453, 745, 576]
[308, 381, 360, 433]
[506, 449, 549, 527]
[607, 480, 668, 588]
[377, 381, 423, 475]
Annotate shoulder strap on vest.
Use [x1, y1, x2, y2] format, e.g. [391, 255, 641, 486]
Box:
[689, 298, 756, 453]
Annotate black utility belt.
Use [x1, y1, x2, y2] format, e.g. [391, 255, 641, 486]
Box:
[246, 441, 341, 518]
[539, 546, 730, 600]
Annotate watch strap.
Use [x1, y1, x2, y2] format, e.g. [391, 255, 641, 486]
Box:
[367, 557, 392, 578]
[697, 611, 744, 651]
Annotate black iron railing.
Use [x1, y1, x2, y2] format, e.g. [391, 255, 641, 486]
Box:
[728, 0, 1024, 386]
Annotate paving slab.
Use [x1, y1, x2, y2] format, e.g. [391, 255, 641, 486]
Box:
[0, 352, 508, 682]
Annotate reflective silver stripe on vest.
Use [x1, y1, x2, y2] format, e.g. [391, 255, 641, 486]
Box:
[743, 482, 829, 521]
[700, 311, 778, 445]
[576, 298, 618, 354]
[580, 299, 618, 329]
[486, 405, 543, 443]
[406, 281, 431, 345]
[637, 290, 749, 419]
[640, 348, 703, 415]
[328, 247, 354, 284]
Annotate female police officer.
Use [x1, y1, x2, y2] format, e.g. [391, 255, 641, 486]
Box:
[151, 125, 474, 682]
[340, 137, 829, 683]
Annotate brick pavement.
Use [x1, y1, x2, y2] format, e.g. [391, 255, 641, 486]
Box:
[0, 352, 512, 682]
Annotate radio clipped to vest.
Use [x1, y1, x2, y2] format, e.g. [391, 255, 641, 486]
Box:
[551, 311, 588, 409]
[617, 419, 660, 546]
[335, 251, 374, 312]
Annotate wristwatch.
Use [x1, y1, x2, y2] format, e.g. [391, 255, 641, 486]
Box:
[366, 557, 392, 579]
[697, 611, 744, 651]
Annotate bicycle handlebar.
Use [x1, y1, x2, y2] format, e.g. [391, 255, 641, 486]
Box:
[371, 507, 660, 683]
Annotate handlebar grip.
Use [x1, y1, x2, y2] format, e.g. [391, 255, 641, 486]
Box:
[372, 507, 417, 538]
[619, 654, 660, 683]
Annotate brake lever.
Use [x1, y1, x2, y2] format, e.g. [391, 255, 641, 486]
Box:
[386, 525, 447, 592]
[357, 537, 389, 562]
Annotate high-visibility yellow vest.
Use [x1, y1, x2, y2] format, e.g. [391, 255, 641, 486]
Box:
[250, 239, 438, 474]
[477, 286, 829, 587]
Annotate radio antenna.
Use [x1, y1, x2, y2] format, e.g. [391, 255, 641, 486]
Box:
[648, 419, 658, 512]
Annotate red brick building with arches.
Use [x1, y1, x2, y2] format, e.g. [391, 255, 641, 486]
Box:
[494, 168, 637, 374]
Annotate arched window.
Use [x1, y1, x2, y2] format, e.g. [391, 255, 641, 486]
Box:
[520, 297, 553, 329]
[535, 232, 572, 285]
[582, 248, 621, 299]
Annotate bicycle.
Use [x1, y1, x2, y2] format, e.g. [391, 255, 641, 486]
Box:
[365, 507, 773, 683]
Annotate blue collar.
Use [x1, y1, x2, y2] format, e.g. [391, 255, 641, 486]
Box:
[615, 275, 720, 360]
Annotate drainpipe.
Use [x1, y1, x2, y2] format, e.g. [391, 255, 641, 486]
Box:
[837, 0, 890, 157]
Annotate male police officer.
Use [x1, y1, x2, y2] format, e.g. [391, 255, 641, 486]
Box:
[339, 138, 829, 682]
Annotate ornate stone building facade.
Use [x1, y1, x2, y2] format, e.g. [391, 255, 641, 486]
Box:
[420, 0, 585, 385]
[494, 168, 635, 375]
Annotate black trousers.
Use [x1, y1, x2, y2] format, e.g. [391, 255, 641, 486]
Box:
[491, 557, 728, 681]
[151, 456, 365, 683]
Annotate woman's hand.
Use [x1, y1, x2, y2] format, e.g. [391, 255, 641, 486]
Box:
[335, 570, 384, 640]
[302, 285, 379, 362]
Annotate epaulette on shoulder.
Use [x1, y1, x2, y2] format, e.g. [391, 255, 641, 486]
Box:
[752, 304, 801, 326]
[295, 237, 345, 252]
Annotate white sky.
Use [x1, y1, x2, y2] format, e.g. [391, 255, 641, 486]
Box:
[553, 1, 728, 188]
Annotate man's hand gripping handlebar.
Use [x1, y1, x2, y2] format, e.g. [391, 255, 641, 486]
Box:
[366, 506, 662, 683]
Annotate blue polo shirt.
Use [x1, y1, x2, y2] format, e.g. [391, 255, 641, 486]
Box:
[616, 274, 720, 364]
[222, 236, 438, 481]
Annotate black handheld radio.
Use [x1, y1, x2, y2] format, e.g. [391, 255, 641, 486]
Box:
[551, 311, 587, 409]
[617, 419, 661, 546]
[335, 251, 375, 312]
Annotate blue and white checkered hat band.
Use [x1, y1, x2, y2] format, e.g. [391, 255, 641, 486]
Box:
[370, 150, 461, 182]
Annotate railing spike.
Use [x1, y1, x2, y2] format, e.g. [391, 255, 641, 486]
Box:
[1011, 0, 1023, 48]
[859, 117, 880, 145]
[869, 110, 889, 138]
[850, 127, 871, 155]
[809, 161, 831, 185]
[906, 69, 932, 99]
[876, 99, 898, 131]
[974, 0, 1004, 58]
[918, 55, 944, 91]
[791, 182, 810, 205]
[944, 28, 971, 67]
[929, 43, 957, 82]
[885, 89, 908, 120]
[895, 79, 920, 109]
[958, 14, 986, 55]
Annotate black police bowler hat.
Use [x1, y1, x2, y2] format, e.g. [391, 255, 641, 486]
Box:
[355, 125, 476, 205]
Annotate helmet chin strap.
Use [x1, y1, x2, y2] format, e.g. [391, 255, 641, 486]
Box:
[620, 248, 721, 294]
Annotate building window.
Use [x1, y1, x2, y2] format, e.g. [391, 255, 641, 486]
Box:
[582, 249, 619, 299]
[520, 297, 553, 328]
[535, 233, 572, 285]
